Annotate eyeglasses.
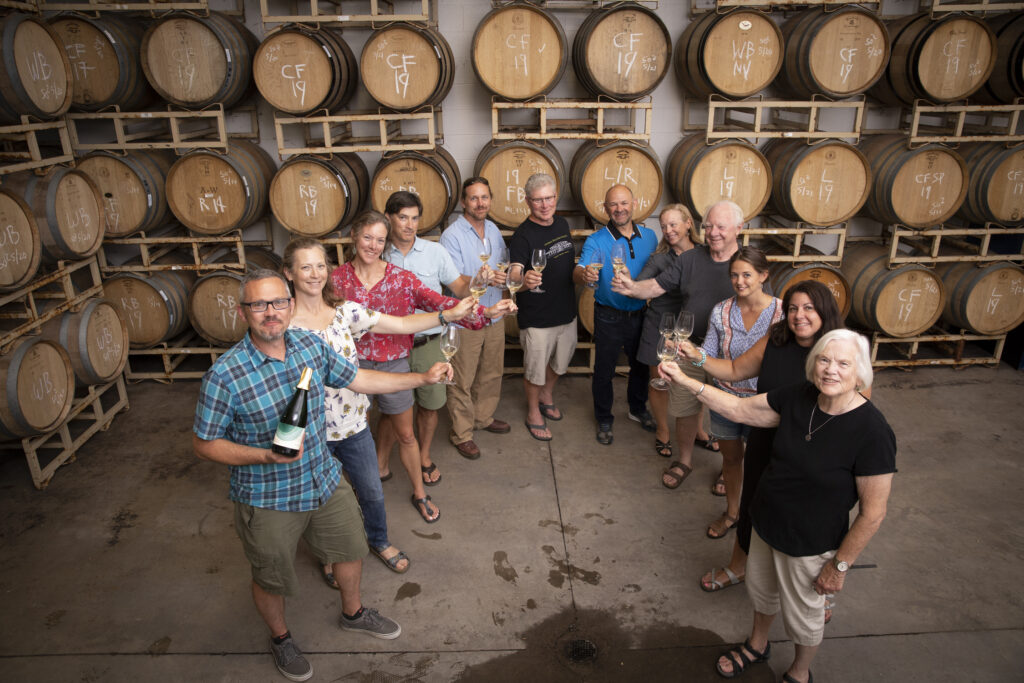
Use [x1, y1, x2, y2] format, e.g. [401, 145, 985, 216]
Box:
[241, 297, 292, 312]
[526, 195, 557, 205]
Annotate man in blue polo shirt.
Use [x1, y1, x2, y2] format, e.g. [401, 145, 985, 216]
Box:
[574, 184, 658, 445]
[193, 269, 449, 682]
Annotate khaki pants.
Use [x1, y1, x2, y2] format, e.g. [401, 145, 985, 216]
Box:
[447, 321, 505, 444]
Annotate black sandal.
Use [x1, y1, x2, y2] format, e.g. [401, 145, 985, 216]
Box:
[411, 494, 440, 523]
[655, 439, 672, 458]
[715, 638, 771, 678]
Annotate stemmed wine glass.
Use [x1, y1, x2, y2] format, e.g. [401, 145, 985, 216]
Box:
[438, 325, 459, 385]
[584, 253, 604, 288]
[531, 248, 547, 294]
[493, 245, 510, 286]
[674, 310, 694, 342]
[611, 243, 628, 278]
[479, 237, 492, 265]
[650, 335, 677, 391]
[469, 269, 488, 302]
[506, 264, 524, 304]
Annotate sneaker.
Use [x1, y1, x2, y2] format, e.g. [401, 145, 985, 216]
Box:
[596, 423, 613, 445]
[628, 409, 657, 432]
[340, 607, 402, 640]
[270, 636, 313, 682]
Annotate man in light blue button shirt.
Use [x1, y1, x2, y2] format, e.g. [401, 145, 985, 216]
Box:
[378, 191, 470, 487]
[439, 177, 513, 460]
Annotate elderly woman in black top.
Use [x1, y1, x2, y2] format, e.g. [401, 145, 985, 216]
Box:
[661, 329, 896, 683]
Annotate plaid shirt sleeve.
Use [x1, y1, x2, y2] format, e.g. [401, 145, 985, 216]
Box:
[194, 367, 237, 441]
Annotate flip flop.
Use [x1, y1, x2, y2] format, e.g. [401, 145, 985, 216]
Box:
[421, 463, 441, 486]
[322, 566, 339, 590]
[411, 494, 440, 523]
[695, 435, 720, 452]
[538, 403, 562, 421]
[525, 420, 552, 441]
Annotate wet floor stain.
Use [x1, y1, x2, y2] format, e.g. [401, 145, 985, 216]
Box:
[44, 610, 65, 629]
[107, 507, 138, 547]
[584, 513, 616, 525]
[394, 582, 420, 601]
[541, 545, 600, 588]
[538, 519, 579, 536]
[455, 606, 764, 683]
[526, 599, 537, 609]
[412, 530, 442, 540]
[147, 636, 171, 655]
[336, 653, 440, 682]
[492, 551, 519, 584]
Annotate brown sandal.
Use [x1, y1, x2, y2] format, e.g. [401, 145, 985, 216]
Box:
[706, 513, 738, 539]
[710, 471, 727, 496]
[662, 461, 692, 489]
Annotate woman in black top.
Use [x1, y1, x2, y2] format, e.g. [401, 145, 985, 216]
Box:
[662, 329, 896, 683]
[677, 281, 842, 594]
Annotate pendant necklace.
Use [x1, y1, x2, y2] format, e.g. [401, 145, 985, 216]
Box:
[806, 394, 858, 442]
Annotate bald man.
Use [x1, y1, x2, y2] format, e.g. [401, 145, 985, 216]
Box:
[574, 185, 658, 445]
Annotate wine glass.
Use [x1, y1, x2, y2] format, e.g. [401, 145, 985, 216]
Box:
[584, 253, 604, 289]
[506, 264, 524, 304]
[494, 245, 510, 286]
[674, 310, 694, 342]
[611, 243, 628, 278]
[479, 237, 491, 265]
[438, 325, 459, 385]
[650, 335, 677, 390]
[469, 269, 488, 302]
[531, 248, 547, 294]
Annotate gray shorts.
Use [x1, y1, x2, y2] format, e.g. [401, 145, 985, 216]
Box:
[668, 362, 708, 418]
[520, 320, 577, 386]
[359, 357, 414, 415]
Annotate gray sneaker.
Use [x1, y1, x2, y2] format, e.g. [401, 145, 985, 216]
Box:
[270, 636, 312, 682]
[339, 607, 402, 640]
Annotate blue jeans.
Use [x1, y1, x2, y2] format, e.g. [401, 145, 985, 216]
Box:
[592, 303, 648, 425]
[328, 428, 389, 550]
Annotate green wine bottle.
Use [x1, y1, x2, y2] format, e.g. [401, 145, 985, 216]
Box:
[271, 367, 312, 457]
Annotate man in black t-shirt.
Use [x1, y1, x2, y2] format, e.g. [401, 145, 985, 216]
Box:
[509, 173, 577, 442]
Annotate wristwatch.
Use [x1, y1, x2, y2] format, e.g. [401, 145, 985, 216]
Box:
[832, 557, 850, 572]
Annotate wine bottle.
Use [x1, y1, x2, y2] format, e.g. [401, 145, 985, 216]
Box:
[271, 367, 312, 457]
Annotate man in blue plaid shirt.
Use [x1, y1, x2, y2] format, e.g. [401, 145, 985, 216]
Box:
[193, 269, 450, 682]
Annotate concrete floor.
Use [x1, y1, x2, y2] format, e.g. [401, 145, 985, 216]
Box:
[1, 365, 1023, 682]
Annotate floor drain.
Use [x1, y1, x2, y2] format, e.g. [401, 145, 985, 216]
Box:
[564, 638, 598, 663]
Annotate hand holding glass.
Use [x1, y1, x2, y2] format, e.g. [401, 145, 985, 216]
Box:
[438, 325, 459, 385]
[585, 255, 604, 288]
[674, 310, 694, 342]
[650, 335, 677, 390]
[531, 249, 547, 294]
[611, 243, 628, 277]
[506, 265, 524, 304]
[479, 237, 492, 265]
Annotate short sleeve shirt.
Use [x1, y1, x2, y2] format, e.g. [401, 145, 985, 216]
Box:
[702, 296, 784, 394]
[290, 302, 381, 441]
[440, 214, 505, 310]
[653, 246, 734, 341]
[508, 216, 576, 329]
[578, 223, 658, 311]
[193, 329, 358, 512]
[385, 237, 461, 337]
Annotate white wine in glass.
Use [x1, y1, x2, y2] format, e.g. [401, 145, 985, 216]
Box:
[469, 271, 488, 301]
[674, 310, 694, 342]
[611, 243, 627, 276]
[439, 325, 459, 385]
[586, 258, 603, 288]
[650, 335, 676, 390]
[479, 237, 491, 264]
[659, 312, 675, 338]
[531, 248, 547, 293]
[506, 265, 524, 304]
[495, 246, 510, 273]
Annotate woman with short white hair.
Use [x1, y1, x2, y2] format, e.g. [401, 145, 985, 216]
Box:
[660, 329, 896, 683]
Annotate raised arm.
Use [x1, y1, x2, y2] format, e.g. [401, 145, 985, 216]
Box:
[679, 335, 769, 383]
[348, 365, 448, 394]
[659, 360, 779, 428]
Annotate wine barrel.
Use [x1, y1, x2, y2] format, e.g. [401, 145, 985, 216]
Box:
[956, 143, 1024, 226]
[254, 25, 357, 115]
[578, 285, 595, 335]
[840, 243, 945, 337]
[188, 270, 247, 346]
[775, 7, 890, 99]
[0, 188, 43, 293]
[243, 247, 283, 272]
[870, 13, 996, 106]
[103, 271, 195, 348]
[570, 141, 662, 225]
[0, 337, 75, 439]
[49, 15, 155, 112]
[505, 310, 520, 343]
[935, 261, 1024, 335]
[976, 12, 1024, 104]
[768, 262, 852, 319]
[360, 24, 454, 112]
[471, 3, 568, 101]
[140, 11, 257, 109]
[666, 135, 771, 224]
[1, 168, 104, 264]
[370, 147, 461, 233]
[39, 298, 129, 385]
[858, 135, 967, 228]
[676, 9, 783, 99]
[0, 13, 73, 124]
[763, 139, 871, 226]
[573, 2, 671, 100]
[76, 150, 175, 238]
[474, 140, 565, 228]
[165, 140, 277, 236]
[270, 153, 368, 237]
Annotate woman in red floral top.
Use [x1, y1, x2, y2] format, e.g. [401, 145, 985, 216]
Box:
[332, 211, 514, 523]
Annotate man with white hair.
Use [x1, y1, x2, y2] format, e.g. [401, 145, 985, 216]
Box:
[612, 200, 744, 488]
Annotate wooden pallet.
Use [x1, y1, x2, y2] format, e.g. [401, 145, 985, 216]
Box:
[0, 119, 74, 176]
[903, 102, 1024, 145]
[0, 0, 38, 11]
[925, 0, 1024, 13]
[687, 97, 865, 142]
[36, 0, 243, 15]
[64, 107, 260, 153]
[0, 375, 130, 490]
[0, 258, 104, 355]
[491, 99, 652, 141]
[869, 328, 1006, 368]
[97, 223, 273, 275]
[124, 332, 228, 382]
[274, 108, 441, 156]
[692, 0, 876, 12]
[259, 0, 434, 26]
[874, 223, 1024, 265]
